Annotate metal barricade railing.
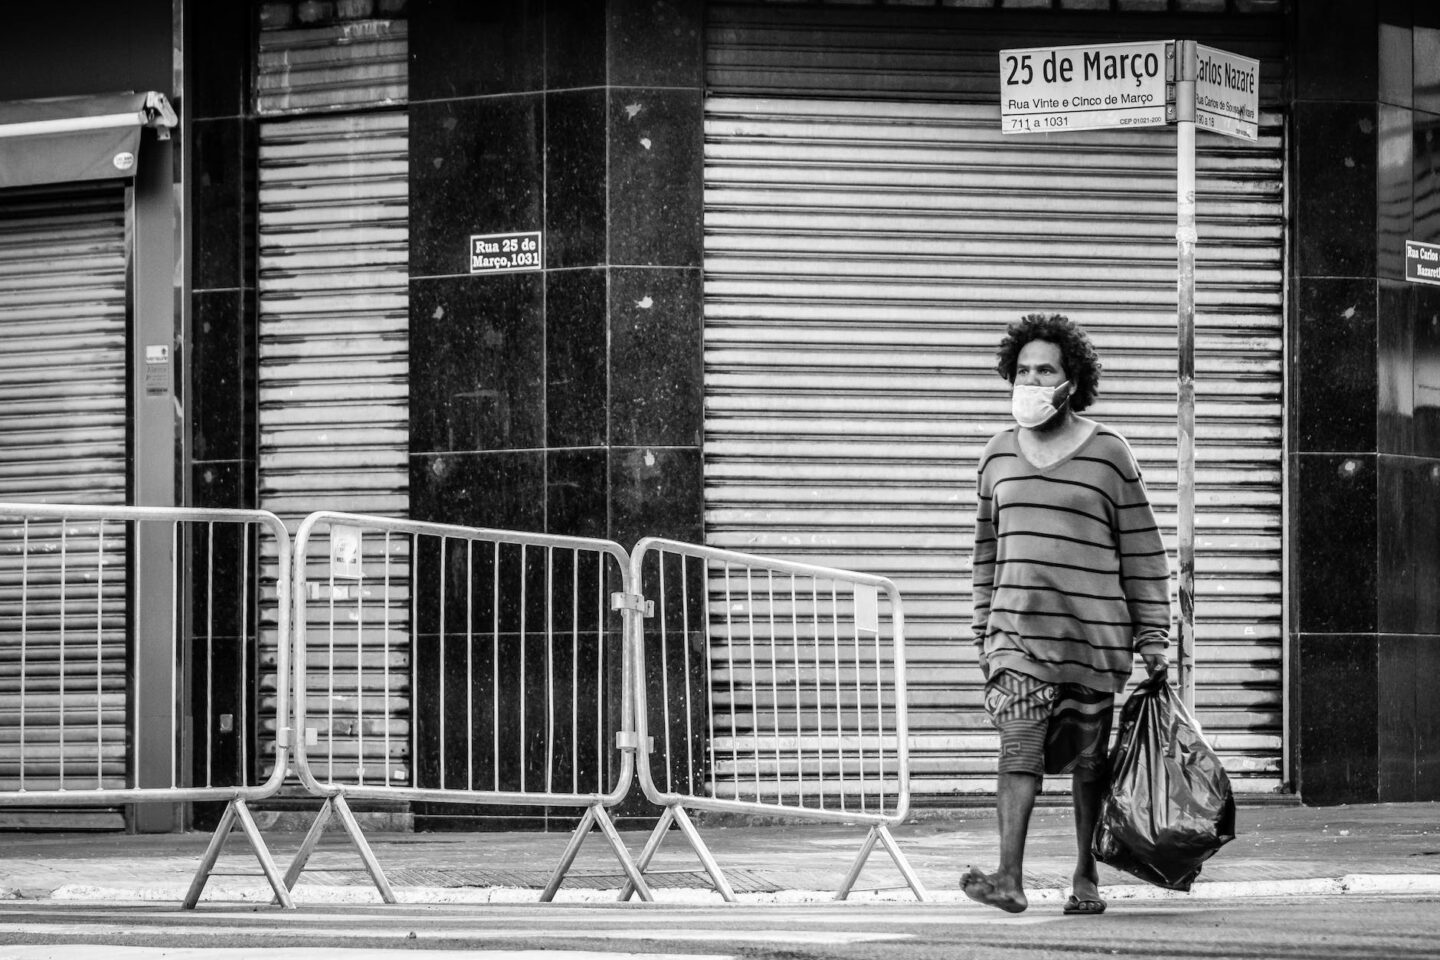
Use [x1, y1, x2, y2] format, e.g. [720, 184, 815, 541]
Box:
[626, 538, 928, 902]
[0, 502, 295, 908]
[285, 511, 652, 902]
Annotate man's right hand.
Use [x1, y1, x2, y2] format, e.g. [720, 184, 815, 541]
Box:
[978, 655, 991, 681]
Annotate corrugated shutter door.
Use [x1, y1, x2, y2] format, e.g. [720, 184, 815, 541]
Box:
[258, 113, 409, 518]
[0, 187, 128, 824]
[258, 111, 409, 782]
[704, 7, 1284, 797]
[256, 19, 407, 117]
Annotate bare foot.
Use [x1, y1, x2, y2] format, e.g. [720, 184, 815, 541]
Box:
[1071, 866, 1101, 905]
[960, 865, 1028, 913]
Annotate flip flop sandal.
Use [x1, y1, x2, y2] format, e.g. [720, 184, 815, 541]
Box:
[1063, 895, 1107, 915]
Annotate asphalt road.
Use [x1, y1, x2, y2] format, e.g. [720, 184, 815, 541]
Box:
[0, 896, 1437, 959]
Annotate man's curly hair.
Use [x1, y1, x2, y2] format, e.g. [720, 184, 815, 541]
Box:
[994, 313, 1102, 413]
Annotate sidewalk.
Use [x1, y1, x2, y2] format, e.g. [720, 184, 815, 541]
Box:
[2, 802, 1438, 906]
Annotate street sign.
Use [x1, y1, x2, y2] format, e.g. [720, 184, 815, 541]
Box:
[469, 231, 543, 274]
[1195, 44, 1260, 142]
[1406, 240, 1440, 286]
[999, 41, 1171, 135]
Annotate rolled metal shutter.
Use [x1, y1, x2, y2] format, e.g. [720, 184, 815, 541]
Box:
[257, 20, 410, 785]
[0, 186, 128, 827]
[258, 113, 410, 519]
[704, 5, 1285, 797]
[256, 19, 407, 117]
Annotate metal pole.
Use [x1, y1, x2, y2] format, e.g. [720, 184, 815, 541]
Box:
[1175, 40, 1198, 710]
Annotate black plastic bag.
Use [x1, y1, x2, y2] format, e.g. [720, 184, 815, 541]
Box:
[1092, 673, 1236, 891]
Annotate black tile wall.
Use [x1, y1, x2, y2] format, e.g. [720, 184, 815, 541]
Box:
[545, 0, 606, 91]
[1417, 110, 1440, 243]
[1376, 456, 1416, 633]
[409, 96, 545, 278]
[1296, 634, 1379, 805]
[547, 448, 608, 539]
[1384, 455, 1440, 635]
[1418, 637, 1440, 798]
[410, 274, 546, 454]
[1375, 628, 1440, 802]
[409, 0, 544, 101]
[192, 290, 250, 463]
[411, 451, 546, 531]
[1417, 284, 1440, 457]
[187, 8, 255, 524]
[609, 267, 702, 447]
[610, 446, 702, 547]
[1421, 472, 1440, 637]
[607, 0, 703, 89]
[1294, 0, 1379, 102]
[1378, 280, 1414, 455]
[1417, 19, 1440, 118]
[1294, 101, 1378, 279]
[1378, 104, 1414, 279]
[1295, 453, 1377, 634]
[185, 0, 250, 120]
[399, 0, 705, 824]
[1378, 634, 1418, 800]
[608, 88, 704, 267]
[191, 458, 251, 511]
[1378, 4, 1414, 110]
[191, 119, 244, 291]
[1289, 0, 1440, 804]
[1294, 277, 1378, 453]
[546, 268, 608, 448]
[545, 90, 608, 269]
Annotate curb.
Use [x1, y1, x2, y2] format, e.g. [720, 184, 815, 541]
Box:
[1101, 874, 1440, 901]
[8, 874, 1440, 906]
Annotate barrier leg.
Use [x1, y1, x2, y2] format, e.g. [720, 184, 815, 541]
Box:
[281, 794, 397, 904]
[540, 802, 653, 903]
[876, 823, 930, 902]
[619, 804, 736, 904]
[279, 795, 335, 896]
[834, 823, 929, 902]
[616, 805, 675, 903]
[184, 798, 294, 910]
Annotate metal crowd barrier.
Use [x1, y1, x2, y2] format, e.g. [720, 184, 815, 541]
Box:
[284, 511, 652, 902]
[0, 503, 295, 908]
[0, 503, 926, 906]
[624, 538, 928, 902]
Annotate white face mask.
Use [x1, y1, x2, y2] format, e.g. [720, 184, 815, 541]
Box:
[1011, 381, 1071, 429]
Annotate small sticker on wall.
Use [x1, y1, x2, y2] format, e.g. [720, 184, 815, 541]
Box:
[144, 344, 170, 396]
[112, 152, 135, 171]
[330, 524, 363, 580]
[853, 584, 879, 634]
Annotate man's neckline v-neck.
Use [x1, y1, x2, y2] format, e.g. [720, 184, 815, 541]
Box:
[1014, 420, 1100, 472]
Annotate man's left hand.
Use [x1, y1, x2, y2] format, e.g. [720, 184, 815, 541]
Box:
[1142, 652, 1168, 678]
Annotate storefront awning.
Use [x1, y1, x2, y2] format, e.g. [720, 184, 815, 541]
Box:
[0, 91, 178, 190]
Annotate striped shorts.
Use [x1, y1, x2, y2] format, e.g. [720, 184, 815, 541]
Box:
[983, 670, 1114, 781]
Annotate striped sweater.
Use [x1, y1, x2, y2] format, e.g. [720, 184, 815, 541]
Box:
[970, 424, 1172, 694]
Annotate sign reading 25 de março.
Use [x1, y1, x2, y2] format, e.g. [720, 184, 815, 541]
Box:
[1000, 41, 1170, 135]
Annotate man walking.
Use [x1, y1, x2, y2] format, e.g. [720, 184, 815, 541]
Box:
[961, 313, 1170, 916]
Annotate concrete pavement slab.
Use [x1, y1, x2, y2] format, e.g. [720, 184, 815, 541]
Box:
[0, 801, 1436, 906]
